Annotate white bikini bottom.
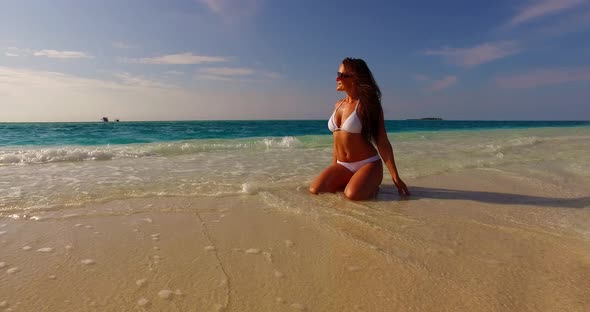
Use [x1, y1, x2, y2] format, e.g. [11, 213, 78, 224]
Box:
[337, 155, 381, 173]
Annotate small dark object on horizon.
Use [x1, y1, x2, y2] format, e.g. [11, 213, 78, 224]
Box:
[406, 117, 443, 121]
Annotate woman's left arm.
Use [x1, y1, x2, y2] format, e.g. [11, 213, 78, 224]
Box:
[375, 111, 411, 196]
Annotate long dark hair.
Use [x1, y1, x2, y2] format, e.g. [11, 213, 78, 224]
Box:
[342, 57, 383, 143]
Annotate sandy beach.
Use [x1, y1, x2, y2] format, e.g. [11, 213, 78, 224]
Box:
[3, 0, 590, 309]
[1, 168, 589, 312]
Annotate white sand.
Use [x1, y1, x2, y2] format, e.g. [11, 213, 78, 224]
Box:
[0, 169, 589, 311]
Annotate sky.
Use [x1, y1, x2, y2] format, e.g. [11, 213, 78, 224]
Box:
[1, 0, 589, 121]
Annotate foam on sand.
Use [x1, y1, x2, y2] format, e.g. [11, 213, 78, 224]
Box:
[6, 267, 19, 274]
[157, 289, 173, 300]
[137, 298, 150, 307]
[273, 270, 284, 278]
[135, 279, 147, 287]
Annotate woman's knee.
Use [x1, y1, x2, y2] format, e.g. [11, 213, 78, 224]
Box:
[310, 180, 338, 195]
[309, 185, 319, 195]
[344, 186, 377, 201]
[344, 188, 362, 201]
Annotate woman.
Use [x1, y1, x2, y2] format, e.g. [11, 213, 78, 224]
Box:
[309, 58, 410, 200]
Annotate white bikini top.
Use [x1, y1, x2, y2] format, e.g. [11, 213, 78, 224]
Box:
[328, 99, 362, 133]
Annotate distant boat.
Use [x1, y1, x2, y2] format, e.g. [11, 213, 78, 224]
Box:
[406, 117, 443, 121]
[101, 117, 109, 122]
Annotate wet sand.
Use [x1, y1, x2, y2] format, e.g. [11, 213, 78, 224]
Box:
[1, 169, 589, 312]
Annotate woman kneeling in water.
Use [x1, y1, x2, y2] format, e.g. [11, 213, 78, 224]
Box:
[309, 57, 410, 200]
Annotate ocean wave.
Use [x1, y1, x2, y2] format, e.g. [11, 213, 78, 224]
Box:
[478, 136, 543, 153]
[0, 148, 116, 165]
[0, 136, 306, 165]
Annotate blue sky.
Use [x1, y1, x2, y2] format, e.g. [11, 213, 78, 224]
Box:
[1, 0, 589, 121]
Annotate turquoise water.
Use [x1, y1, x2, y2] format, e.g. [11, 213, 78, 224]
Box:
[1, 120, 589, 212]
[1, 120, 589, 147]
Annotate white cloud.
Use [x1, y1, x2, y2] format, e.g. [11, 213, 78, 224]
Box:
[112, 72, 174, 89]
[429, 76, 458, 91]
[506, 0, 585, 28]
[124, 53, 229, 65]
[196, 67, 281, 82]
[412, 74, 457, 91]
[33, 49, 93, 59]
[199, 67, 255, 76]
[0, 66, 322, 122]
[4, 47, 30, 55]
[197, 74, 237, 81]
[0, 67, 143, 91]
[423, 41, 521, 67]
[5, 47, 93, 59]
[496, 66, 590, 88]
[164, 70, 185, 75]
[0, 66, 192, 122]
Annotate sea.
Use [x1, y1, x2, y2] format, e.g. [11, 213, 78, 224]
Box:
[1, 120, 590, 214]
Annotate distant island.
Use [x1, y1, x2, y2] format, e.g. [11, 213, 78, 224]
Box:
[406, 117, 443, 121]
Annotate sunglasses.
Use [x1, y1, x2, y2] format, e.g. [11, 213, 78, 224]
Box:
[337, 72, 352, 79]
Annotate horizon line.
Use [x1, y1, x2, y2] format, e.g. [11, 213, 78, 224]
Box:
[1, 119, 590, 123]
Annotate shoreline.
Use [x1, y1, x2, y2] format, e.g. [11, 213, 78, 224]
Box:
[1, 169, 589, 311]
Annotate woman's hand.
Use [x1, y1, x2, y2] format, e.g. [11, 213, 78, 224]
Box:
[393, 177, 410, 197]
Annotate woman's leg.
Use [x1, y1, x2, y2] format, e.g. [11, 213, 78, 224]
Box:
[343, 161, 383, 200]
[309, 164, 354, 194]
